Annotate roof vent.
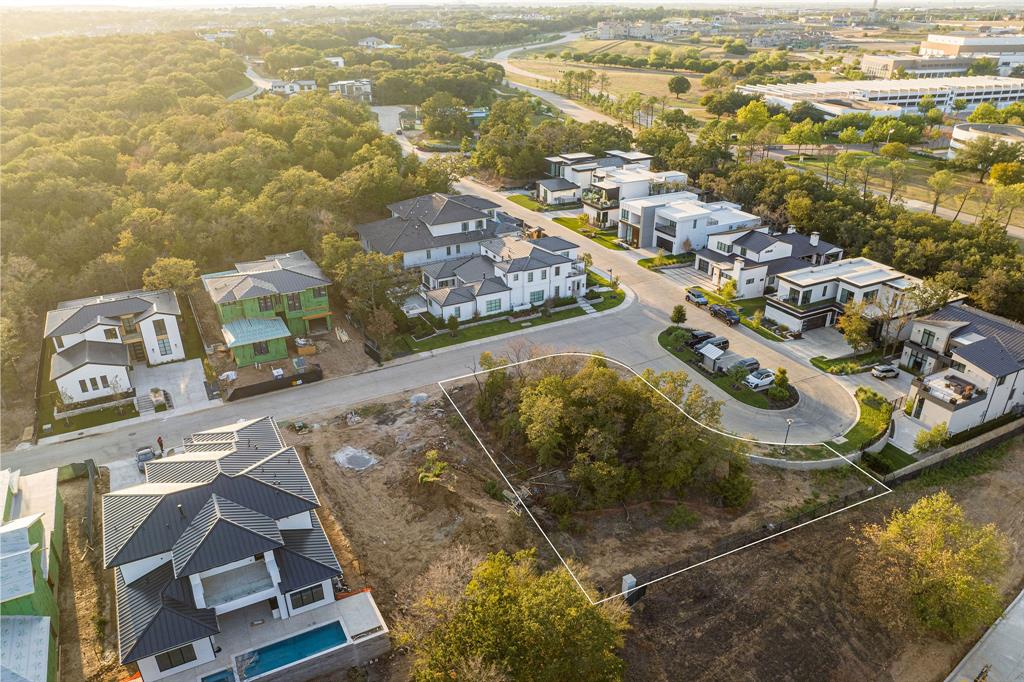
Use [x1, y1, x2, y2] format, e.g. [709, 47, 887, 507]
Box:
[176, 504, 186, 518]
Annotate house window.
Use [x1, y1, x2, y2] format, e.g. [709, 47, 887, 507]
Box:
[461, 222, 469, 232]
[79, 380, 88, 393]
[158, 338, 172, 356]
[153, 319, 168, 336]
[555, 266, 561, 276]
[104, 328, 118, 341]
[920, 329, 936, 348]
[838, 288, 853, 304]
[745, 278, 755, 285]
[541, 270, 547, 280]
[287, 293, 302, 312]
[800, 289, 812, 306]
[122, 317, 136, 333]
[258, 296, 274, 312]
[312, 286, 327, 298]
[951, 360, 966, 372]
[253, 341, 270, 356]
[998, 375, 1007, 386]
[289, 583, 325, 610]
[452, 306, 461, 319]
[155, 644, 197, 672]
[530, 290, 544, 304]
[620, 208, 629, 220]
[486, 299, 501, 314]
[426, 250, 432, 260]
[513, 274, 519, 282]
[101, 376, 109, 388]
[456, 244, 461, 254]
[475, 220, 484, 229]
[90, 377, 99, 390]
[527, 272, 534, 283]
[908, 350, 928, 372]
[54, 337, 64, 349]
[446, 246, 452, 256]
[862, 290, 878, 303]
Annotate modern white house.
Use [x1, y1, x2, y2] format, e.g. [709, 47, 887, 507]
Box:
[617, 193, 761, 253]
[538, 150, 654, 205]
[324, 56, 346, 67]
[329, 79, 372, 102]
[358, 36, 399, 49]
[582, 165, 688, 228]
[737, 76, 1024, 116]
[948, 123, 1024, 158]
[103, 417, 389, 682]
[694, 227, 844, 299]
[410, 235, 586, 321]
[269, 79, 317, 96]
[763, 257, 932, 333]
[901, 303, 1024, 435]
[357, 193, 521, 269]
[43, 289, 184, 404]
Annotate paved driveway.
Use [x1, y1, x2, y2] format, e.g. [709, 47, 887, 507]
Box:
[658, 266, 715, 291]
[132, 359, 209, 411]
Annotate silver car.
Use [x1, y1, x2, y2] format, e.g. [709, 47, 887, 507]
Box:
[871, 364, 899, 379]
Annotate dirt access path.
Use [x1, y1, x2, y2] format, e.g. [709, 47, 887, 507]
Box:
[623, 437, 1024, 682]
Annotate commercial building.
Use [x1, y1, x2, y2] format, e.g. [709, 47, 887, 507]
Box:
[949, 123, 1024, 158]
[617, 193, 760, 253]
[901, 303, 1024, 435]
[919, 33, 1024, 75]
[103, 417, 389, 681]
[859, 54, 973, 79]
[737, 76, 1024, 116]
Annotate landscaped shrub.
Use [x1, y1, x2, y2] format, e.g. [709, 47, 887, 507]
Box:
[914, 421, 950, 452]
[665, 505, 700, 529]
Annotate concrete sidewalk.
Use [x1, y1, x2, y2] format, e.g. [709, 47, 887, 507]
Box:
[945, 587, 1024, 682]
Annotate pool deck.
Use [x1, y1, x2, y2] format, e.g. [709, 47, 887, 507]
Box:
[160, 591, 389, 682]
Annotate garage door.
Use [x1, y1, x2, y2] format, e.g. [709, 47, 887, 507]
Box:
[656, 236, 674, 252]
[696, 258, 709, 273]
[803, 313, 830, 330]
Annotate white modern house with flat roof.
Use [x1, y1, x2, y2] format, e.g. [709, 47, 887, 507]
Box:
[737, 76, 1024, 116]
[764, 257, 930, 333]
[329, 79, 372, 102]
[103, 417, 389, 682]
[949, 123, 1024, 158]
[408, 235, 586, 321]
[43, 289, 184, 405]
[694, 227, 844, 299]
[582, 165, 688, 228]
[901, 303, 1024, 435]
[538, 150, 654, 205]
[617, 193, 760, 253]
[357, 193, 521, 269]
[324, 56, 345, 67]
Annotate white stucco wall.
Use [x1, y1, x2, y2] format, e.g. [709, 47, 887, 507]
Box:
[283, 579, 335, 617]
[402, 241, 480, 268]
[55, 363, 132, 403]
[137, 636, 216, 682]
[52, 323, 122, 351]
[139, 313, 185, 365]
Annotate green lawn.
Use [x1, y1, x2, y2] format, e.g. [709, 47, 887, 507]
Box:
[638, 252, 694, 269]
[693, 287, 784, 342]
[810, 349, 886, 375]
[552, 216, 626, 250]
[834, 387, 893, 454]
[658, 328, 773, 409]
[863, 443, 917, 475]
[507, 194, 544, 211]
[37, 389, 139, 437]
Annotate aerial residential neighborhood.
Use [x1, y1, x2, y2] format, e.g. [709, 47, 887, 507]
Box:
[2, 3, 1024, 682]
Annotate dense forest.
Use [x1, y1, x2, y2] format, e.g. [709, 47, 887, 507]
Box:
[0, 32, 453, 378]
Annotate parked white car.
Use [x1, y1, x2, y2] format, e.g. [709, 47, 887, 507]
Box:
[743, 368, 775, 390]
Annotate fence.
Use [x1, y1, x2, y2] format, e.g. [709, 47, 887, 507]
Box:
[224, 364, 324, 401]
[882, 417, 1024, 485]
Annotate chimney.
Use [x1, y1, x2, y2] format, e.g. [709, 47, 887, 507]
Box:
[809, 232, 820, 246]
[787, 224, 797, 234]
[732, 257, 744, 282]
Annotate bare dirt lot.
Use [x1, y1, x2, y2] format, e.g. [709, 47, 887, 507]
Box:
[58, 469, 121, 682]
[624, 437, 1024, 682]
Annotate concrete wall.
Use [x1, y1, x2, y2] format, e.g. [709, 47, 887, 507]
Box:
[269, 633, 391, 682]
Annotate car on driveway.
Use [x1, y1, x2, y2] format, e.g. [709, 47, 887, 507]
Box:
[743, 368, 775, 390]
[684, 330, 715, 349]
[724, 356, 759, 374]
[871, 364, 900, 379]
[685, 288, 708, 306]
[136, 446, 160, 472]
[710, 304, 740, 326]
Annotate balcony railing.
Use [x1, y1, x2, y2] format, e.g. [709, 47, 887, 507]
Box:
[582, 190, 618, 209]
[202, 561, 276, 608]
[654, 222, 677, 238]
[768, 294, 842, 313]
[912, 372, 986, 410]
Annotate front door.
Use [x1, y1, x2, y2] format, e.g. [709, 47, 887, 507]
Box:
[913, 397, 924, 419]
[130, 342, 146, 362]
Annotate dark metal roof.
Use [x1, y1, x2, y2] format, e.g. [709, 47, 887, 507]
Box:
[50, 340, 131, 380]
[387, 193, 497, 226]
[922, 302, 1024, 366]
[775, 231, 841, 258]
[425, 285, 477, 307]
[731, 230, 777, 252]
[357, 216, 503, 256]
[114, 563, 218, 663]
[536, 178, 579, 192]
[202, 251, 330, 304]
[954, 337, 1023, 377]
[44, 289, 180, 338]
[171, 495, 283, 578]
[528, 236, 578, 253]
[276, 512, 342, 593]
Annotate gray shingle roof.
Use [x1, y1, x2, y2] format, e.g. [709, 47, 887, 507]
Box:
[202, 251, 329, 304]
[528, 236, 578, 253]
[44, 289, 180, 338]
[171, 495, 283, 578]
[420, 255, 494, 284]
[114, 562, 218, 663]
[49, 340, 130, 380]
[537, 178, 579, 192]
[776, 231, 841, 258]
[276, 512, 342, 593]
[732, 230, 777, 252]
[425, 285, 477, 308]
[387, 193, 497, 226]
[954, 337, 1023, 377]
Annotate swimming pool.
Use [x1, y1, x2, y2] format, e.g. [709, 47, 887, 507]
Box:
[201, 670, 236, 682]
[235, 621, 347, 680]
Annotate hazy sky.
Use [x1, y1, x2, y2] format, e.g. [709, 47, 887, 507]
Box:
[1, 0, 1004, 8]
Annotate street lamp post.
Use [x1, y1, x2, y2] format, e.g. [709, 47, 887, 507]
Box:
[886, 127, 895, 144]
[784, 418, 794, 446]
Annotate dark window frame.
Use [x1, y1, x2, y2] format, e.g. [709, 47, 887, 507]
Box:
[155, 643, 197, 672]
[289, 583, 325, 610]
[286, 293, 302, 312]
[104, 328, 118, 341]
[257, 296, 274, 312]
[252, 340, 270, 356]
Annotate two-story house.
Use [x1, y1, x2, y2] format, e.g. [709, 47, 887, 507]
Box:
[617, 194, 761, 253]
[410, 236, 586, 322]
[763, 257, 933, 334]
[581, 165, 688, 228]
[269, 80, 317, 96]
[43, 289, 184, 405]
[538, 150, 654, 206]
[1, 467, 64, 682]
[329, 79, 372, 102]
[356, 193, 521, 269]
[202, 251, 332, 368]
[694, 227, 844, 299]
[900, 303, 1024, 435]
[103, 417, 389, 682]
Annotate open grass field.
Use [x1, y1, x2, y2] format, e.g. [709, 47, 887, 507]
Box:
[787, 151, 1018, 225]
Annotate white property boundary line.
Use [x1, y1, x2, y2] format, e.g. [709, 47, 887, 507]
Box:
[438, 351, 893, 606]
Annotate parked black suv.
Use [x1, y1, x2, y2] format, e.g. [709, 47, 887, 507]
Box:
[709, 304, 740, 326]
[684, 330, 715, 349]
